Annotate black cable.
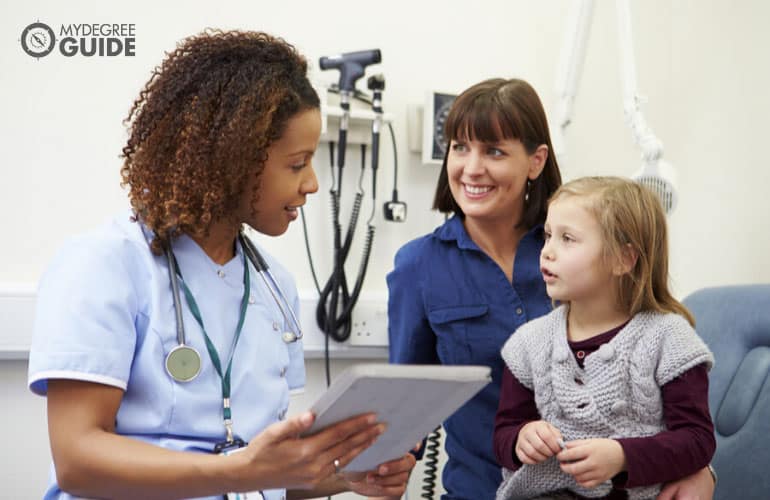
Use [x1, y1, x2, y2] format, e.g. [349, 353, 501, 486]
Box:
[422, 427, 442, 499]
[300, 207, 321, 296]
[314, 87, 382, 343]
[388, 122, 399, 196]
[315, 152, 366, 342]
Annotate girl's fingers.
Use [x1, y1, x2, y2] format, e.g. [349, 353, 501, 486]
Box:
[520, 439, 549, 462]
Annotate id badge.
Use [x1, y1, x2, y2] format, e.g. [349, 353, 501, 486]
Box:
[216, 439, 265, 500]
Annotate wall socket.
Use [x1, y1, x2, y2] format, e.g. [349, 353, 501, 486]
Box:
[349, 297, 389, 347]
[298, 291, 389, 356]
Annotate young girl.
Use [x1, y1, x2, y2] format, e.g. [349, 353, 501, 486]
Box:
[494, 176, 715, 500]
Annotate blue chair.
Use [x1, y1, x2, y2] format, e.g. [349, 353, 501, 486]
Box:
[683, 285, 770, 500]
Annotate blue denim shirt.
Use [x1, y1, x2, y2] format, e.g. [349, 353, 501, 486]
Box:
[387, 215, 552, 500]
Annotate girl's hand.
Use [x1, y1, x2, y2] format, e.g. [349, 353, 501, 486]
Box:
[239, 411, 385, 491]
[557, 438, 626, 488]
[343, 452, 417, 497]
[516, 420, 563, 464]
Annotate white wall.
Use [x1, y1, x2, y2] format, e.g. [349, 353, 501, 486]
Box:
[2, 0, 769, 498]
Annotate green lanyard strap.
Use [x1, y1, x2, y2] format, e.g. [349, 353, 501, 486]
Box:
[176, 251, 250, 444]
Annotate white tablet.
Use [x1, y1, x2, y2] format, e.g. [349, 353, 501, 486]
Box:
[302, 363, 491, 473]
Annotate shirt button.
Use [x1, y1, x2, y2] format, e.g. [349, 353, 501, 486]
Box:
[515, 307, 523, 315]
[278, 408, 287, 420]
[576, 350, 586, 359]
[280, 366, 287, 377]
[248, 295, 255, 305]
[272, 321, 280, 331]
[217, 269, 225, 278]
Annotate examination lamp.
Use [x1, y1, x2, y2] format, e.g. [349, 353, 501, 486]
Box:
[553, 0, 678, 214]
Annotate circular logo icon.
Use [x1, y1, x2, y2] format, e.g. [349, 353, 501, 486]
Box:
[21, 22, 56, 58]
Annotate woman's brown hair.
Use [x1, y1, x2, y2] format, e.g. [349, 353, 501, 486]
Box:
[432, 78, 562, 228]
[120, 30, 319, 254]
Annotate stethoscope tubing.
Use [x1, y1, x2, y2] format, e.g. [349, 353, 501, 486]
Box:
[165, 231, 303, 350]
[238, 232, 303, 341]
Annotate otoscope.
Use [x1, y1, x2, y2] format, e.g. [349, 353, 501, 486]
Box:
[319, 49, 381, 188]
[316, 49, 382, 343]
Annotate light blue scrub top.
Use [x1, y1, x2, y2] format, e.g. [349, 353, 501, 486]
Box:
[28, 212, 306, 500]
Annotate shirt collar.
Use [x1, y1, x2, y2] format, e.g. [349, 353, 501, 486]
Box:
[435, 214, 544, 251]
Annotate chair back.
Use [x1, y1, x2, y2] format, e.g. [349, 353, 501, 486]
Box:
[684, 285, 770, 499]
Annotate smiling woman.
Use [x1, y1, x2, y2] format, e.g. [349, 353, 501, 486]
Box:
[388, 78, 562, 500]
[27, 29, 415, 500]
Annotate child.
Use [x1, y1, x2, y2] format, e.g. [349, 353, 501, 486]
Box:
[494, 176, 715, 500]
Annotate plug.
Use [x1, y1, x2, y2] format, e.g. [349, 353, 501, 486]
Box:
[383, 200, 407, 222]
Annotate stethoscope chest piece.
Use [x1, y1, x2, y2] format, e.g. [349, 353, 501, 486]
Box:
[281, 331, 297, 344]
[165, 344, 202, 382]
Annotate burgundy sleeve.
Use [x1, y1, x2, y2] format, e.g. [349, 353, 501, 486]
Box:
[493, 367, 541, 471]
[616, 363, 715, 487]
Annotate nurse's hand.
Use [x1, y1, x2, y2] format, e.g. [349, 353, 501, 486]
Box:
[342, 452, 417, 497]
[237, 411, 385, 491]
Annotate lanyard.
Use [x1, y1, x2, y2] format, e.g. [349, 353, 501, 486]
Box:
[176, 251, 250, 445]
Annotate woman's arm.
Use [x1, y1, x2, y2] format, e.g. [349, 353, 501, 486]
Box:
[48, 380, 385, 499]
[387, 244, 438, 366]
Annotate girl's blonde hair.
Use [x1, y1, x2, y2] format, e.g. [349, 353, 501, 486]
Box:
[550, 176, 694, 326]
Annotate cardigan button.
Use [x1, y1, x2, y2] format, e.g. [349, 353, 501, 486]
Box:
[611, 400, 628, 414]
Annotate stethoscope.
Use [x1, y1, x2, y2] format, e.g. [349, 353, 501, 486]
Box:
[164, 231, 303, 383]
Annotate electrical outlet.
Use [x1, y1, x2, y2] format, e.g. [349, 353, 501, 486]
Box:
[349, 298, 389, 347]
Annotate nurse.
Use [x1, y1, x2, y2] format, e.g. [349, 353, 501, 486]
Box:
[28, 30, 414, 500]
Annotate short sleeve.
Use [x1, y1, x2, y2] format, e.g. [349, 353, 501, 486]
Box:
[28, 234, 140, 395]
[387, 241, 439, 365]
[655, 314, 714, 386]
[501, 325, 534, 390]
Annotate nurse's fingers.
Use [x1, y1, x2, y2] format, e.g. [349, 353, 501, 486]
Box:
[307, 413, 381, 451]
[321, 424, 386, 476]
[317, 421, 387, 469]
[262, 411, 316, 442]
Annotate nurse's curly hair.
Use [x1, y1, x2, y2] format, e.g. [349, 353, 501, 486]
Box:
[120, 30, 319, 254]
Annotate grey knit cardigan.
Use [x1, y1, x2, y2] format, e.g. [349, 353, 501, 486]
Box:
[496, 305, 713, 500]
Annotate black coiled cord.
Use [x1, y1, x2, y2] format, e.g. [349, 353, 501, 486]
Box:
[316, 145, 372, 342]
[422, 427, 442, 499]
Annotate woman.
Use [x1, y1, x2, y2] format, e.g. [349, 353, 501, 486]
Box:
[387, 78, 714, 500]
[28, 30, 413, 500]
